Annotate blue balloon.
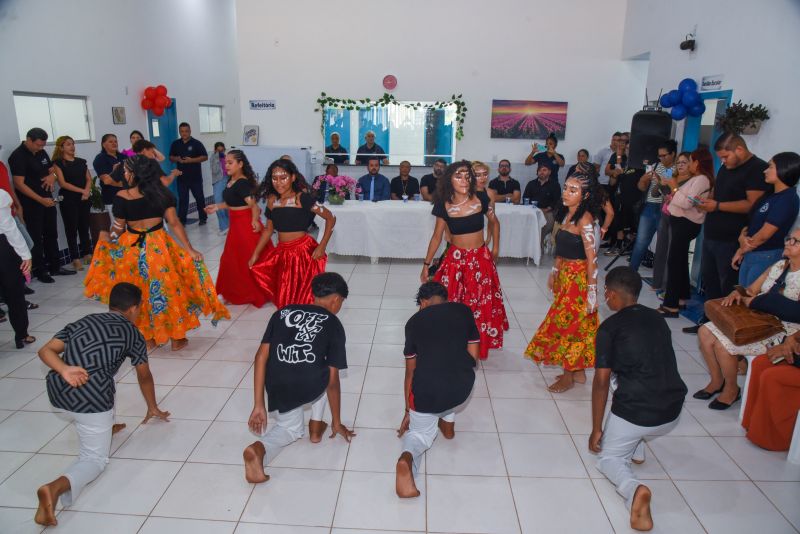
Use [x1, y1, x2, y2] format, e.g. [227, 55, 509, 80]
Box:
[689, 102, 706, 117]
[671, 104, 688, 121]
[678, 78, 698, 93]
[682, 90, 701, 108]
[668, 89, 681, 106]
[660, 93, 674, 108]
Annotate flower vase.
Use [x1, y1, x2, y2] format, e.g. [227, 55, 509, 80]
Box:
[328, 193, 345, 205]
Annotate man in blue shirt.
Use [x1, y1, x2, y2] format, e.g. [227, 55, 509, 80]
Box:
[169, 123, 209, 225]
[358, 160, 391, 201]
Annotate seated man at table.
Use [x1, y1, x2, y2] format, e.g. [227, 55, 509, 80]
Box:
[522, 165, 561, 248]
[325, 133, 349, 165]
[391, 161, 420, 200]
[488, 160, 521, 204]
[355, 131, 389, 165]
[420, 158, 447, 201]
[358, 160, 391, 201]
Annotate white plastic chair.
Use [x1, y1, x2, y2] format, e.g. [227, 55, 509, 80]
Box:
[738, 354, 759, 423]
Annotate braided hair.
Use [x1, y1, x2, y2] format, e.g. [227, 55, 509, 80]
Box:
[566, 163, 603, 225]
[124, 155, 175, 213]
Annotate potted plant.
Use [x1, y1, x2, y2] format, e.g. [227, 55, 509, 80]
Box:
[87, 177, 110, 248]
[716, 100, 770, 135]
[312, 174, 360, 205]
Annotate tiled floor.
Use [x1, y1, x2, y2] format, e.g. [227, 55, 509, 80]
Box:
[0, 225, 798, 533]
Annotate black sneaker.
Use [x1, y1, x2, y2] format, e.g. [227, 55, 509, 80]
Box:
[682, 324, 701, 334]
[52, 268, 77, 276]
[199, 219, 207, 226]
[24, 286, 35, 295]
[37, 273, 55, 283]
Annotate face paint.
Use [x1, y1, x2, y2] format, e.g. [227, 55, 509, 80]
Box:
[582, 223, 598, 313]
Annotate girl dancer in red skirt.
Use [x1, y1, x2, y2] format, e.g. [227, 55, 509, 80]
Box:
[250, 159, 336, 308]
[525, 170, 602, 392]
[421, 161, 508, 359]
[205, 150, 272, 307]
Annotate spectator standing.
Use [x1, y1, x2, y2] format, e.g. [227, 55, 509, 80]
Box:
[594, 132, 622, 189]
[652, 152, 692, 293]
[169, 122, 209, 225]
[52, 136, 92, 271]
[210, 141, 230, 234]
[524, 133, 565, 178]
[92, 134, 128, 215]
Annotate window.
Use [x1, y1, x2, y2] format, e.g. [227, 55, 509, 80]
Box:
[12, 92, 92, 142]
[199, 104, 224, 133]
[323, 102, 457, 166]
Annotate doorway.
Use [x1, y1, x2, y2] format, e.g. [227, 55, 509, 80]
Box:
[147, 101, 179, 199]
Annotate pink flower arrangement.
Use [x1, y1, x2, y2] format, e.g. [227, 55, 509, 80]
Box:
[313, 174, 361, 197]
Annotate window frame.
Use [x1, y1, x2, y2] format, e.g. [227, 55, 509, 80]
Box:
[198, 104, 225, 134]
[12, 91, 94, 144]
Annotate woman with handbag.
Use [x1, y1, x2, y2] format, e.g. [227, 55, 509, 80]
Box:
[658, 148, 715, 316]
[695, 228, 800, 409]
[652, 152, 691, 294]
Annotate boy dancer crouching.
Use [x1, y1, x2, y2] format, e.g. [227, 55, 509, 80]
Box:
[396, 282, 480, 497]
[243, 272, 355, 483]
[590, 267, 687, 531]
[35, 283, 170, 526]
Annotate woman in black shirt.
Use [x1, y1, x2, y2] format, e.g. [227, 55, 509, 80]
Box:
[420, 161, 508, 359]
[250, 159, 336, 309]
[52, 136, 92, 271]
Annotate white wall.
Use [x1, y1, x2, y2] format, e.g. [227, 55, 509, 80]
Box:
[0, 0, 242, 190]
[235, 0, 648, 181]
[623, 0, 800, 158]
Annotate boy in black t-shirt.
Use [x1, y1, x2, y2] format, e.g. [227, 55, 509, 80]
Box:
[396, 282, 480, 498]
[243, 272, 355, 484]
[590, 267, 687, 532]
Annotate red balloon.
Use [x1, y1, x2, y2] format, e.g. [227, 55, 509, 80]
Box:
[152, 107, 165, 117]
[141, 98, 154, 110]
[154, 95, 168, 108]
[156, 85, 168, 96]
[144, 86, 157, 100]
[164, 96, 173, 108]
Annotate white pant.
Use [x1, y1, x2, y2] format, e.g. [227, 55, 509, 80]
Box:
[596, 412, 678, 508]
[60, 409, 114, 507]
[259, 393, 328, 465]
[401, 409, 456, 474]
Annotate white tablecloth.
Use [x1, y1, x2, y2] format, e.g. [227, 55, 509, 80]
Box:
[318, 200, 547, 264]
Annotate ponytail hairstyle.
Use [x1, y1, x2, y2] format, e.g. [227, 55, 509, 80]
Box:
[258, 158, 308, 200]
[124, 155, 175, 213]
[566, 167, 603, 225]
[227, 149, 258, 193]
[51, 135, 74, 161]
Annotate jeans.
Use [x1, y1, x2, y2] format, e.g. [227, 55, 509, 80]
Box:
[212, 180, 229, 231]
[701, 238, 739, 300]
[739, 249, 784, 287]
[402, 409, 456, 474]
[177, 176, 207, 223]
[629, 203, 661, 272]
[257, 393, 328, 465]
[59, 409, 114, 507]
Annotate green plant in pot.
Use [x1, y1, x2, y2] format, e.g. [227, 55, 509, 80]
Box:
[716, 100, 770, 135]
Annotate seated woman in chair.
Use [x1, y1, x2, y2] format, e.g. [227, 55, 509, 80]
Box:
[694, 229, 800, 410]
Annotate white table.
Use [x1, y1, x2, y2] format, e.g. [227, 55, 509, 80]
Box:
[318, 200, 547, 264]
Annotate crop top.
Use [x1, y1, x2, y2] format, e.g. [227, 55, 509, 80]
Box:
[267, 192, 315, 232]
[554, 229, 586, 260]
[431, 194, 489, 235]
[112, 193, 176, 221]
[222, 179, 253, 207]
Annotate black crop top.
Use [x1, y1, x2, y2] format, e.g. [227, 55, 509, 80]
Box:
[112, 193, 176, 221]
[267, 192, 315, 232]
[431, 194, 489, 235]
[222, 179, 253, 207]
[555, 229, 586, 260]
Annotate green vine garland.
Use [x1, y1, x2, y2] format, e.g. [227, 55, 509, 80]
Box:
[314, 92, 467, 140]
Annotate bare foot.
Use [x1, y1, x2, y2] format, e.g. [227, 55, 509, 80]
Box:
[554, 369, 586, 384]
[438, 418, 455, 439]
[396, 452, 420, 498]
[630, 485, 653, 531]
[309, 419, 328, 443]
[35, 482, 60, 526]
[112, 423, 127, 435]
[243, 441, 269, 483]
[146, 339, 157, 352]
[171, 338, 188, 351]
[548, 373, 575, 393]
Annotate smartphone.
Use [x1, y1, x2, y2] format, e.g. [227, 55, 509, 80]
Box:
[645, 164, 654, 173]
[734, 285, 749, 296]
[772, 356, 786, 365]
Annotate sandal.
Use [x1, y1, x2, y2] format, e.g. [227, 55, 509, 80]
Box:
[15, 336, 36, 349]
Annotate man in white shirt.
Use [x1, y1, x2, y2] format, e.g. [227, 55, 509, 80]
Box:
[0, 189, 33, 347]
[594, 132, 622, 186]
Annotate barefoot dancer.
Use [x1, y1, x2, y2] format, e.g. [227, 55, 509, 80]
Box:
[243, 273, 355, 483]
[34, 283, 170, 527]
[525, 170, 601, 392]
[590, 267, 687, 531]
[396, 282, 479, 498]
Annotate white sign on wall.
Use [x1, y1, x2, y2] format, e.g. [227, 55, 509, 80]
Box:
[249, 99, 276, 110]
[701, 74, 724, 92]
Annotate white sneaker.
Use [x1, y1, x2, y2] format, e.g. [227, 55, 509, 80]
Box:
[218, 229, 229, 236]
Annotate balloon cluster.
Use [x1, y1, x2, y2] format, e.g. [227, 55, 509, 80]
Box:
[140, 85, 173, 117]
[659, 78, 706, 121]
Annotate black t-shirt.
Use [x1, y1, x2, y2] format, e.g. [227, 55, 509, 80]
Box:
[747, 188, 800, 251]
[262, 304, 348, 413]
[403, 302, 479, 413]
[390, 176, 420, 198]
[54, 158, 89, 201]
[169, 137, 208, 181]
[522, 177, 561, 210]
[704, 156, 770, 241]
[595, 304, 687, 427]
[420, 173, 438, 194]
[532, 151, 564, 177]
[325, 145, 349, 164]
[355, 143, 386, 165]
[93, 151, 128, 205]
[8, 142, 52, 198]
[617, 168, 646, 204]
[488, 177, 521, 196]
[222, 178, 253, 207]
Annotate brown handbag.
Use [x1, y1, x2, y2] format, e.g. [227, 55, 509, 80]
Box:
[704, 298, 784, 346]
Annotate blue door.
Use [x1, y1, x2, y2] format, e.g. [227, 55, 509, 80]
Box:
[147, 100, 179, 199]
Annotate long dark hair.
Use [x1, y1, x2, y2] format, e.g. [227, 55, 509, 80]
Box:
[690, 147, 715, 188]
[257, 159, 308, 200]
[773, 152, 800, 188]
[227, 149, 258, 192]
[124, 156, 175, 212]
[565, 168, 603, 225]
[434, 160, 476, 204]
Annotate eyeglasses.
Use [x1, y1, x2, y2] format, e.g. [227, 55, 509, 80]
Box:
[785, 237, 800, 246]
[272, 173, 290, 182]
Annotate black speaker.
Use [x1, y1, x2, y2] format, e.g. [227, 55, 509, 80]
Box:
[628, 110, 672, 169]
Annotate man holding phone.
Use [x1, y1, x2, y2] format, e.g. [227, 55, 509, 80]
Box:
[169, 122, 209, 225]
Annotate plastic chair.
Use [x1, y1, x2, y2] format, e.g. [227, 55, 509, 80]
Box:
[789, 410, 800, 464]
[738, 355, 759, 423]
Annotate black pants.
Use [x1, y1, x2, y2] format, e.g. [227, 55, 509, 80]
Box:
[0, 237, 29, 342]
[19, 196, 60, 276]
[663, 216, 702, 308]
[59, 197, 91, 260]
[701, 237, 739, 300]
[177, 176, 207, 223]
